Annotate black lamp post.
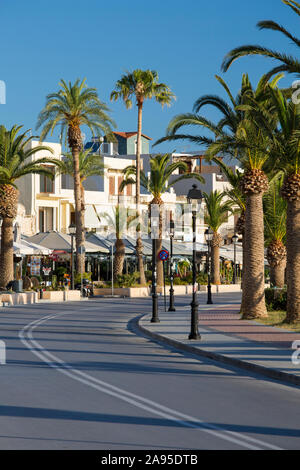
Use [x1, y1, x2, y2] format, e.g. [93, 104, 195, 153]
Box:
[168, 218, 176, 312]
[68, 223, 76, 290]
[187, 184, 203, 340]
[204, 227, 214, 304]
[231, 233, 239, 284]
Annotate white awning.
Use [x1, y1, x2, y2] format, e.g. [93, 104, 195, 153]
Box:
[85, 205, 101, 229]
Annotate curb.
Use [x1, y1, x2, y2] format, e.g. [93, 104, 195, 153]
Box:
[137, 315, 300, 387]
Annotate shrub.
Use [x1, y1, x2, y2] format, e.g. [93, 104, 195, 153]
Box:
[116, 272, 140, 288]
[197, 272, 208, 285]
[55, 266, 68, 281]
[173, 277, 187, 285]
[51, 275, 57, 290]
[265, 288, 287, 311]
[74, 272, 92, 285]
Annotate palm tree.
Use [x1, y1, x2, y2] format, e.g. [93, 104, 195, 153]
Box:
[263, 87, 300, 322]
[100, 205, 137, 278]
[155, 73, 281, 318]
[55, 148, 105, 234]
[110, 70, 175, 285]
[36, 78, 115, 273]
[0, 125, 55, 288]
[120, 153, 204, 286]
[222, 0, 300, 79]
[203, 191, 234, 284]
[263, 174, 287, 288]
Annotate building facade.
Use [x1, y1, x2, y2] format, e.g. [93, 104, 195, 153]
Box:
[16, 134, 237, 245]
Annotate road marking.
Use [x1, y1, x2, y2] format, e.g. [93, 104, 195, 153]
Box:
[19, 311, 282, 450]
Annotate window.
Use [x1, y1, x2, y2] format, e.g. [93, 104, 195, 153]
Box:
[118, 176, 124, 195]
[109, 176, 115, 195]
[179, 161, 192, 174]
[39, 207, 54, 232]
[40, 166, 54, 193]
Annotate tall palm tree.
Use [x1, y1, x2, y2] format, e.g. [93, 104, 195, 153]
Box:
[55, 148, 105, 234]
[155, 73, 281, 318]
[110, 70, 175, 285]
[120, 153, 204, 286]
[0, 125, 55, 288]
[222, 0, 300, 79]
[263, 174, 287, 288]
[206, 119, 272, 319]
[100, 205, 137, 279]
[203, 191, 234, 285]
[36, 78, 115, 273]
[263, 87, 300, 322]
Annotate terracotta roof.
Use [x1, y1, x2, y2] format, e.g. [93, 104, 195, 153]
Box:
[113, 131, 152, 140]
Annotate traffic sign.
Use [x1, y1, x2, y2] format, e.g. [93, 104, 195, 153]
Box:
[158, 249, 169, 261]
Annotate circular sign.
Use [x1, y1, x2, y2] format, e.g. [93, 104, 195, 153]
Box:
[158, 249, 169, 261]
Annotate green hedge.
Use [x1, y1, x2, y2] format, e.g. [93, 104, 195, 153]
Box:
[265, 288, 287, 311]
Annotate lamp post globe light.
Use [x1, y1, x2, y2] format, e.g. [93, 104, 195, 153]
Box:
[187, 184, 203, 340]
[168, 218, 176, 312]
[204, 227, 214, 305]
[231, 233, 239, 284]
[68, 223, 76, 290]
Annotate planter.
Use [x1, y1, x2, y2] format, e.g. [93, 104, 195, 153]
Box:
[0, 291, 38, 306]
[63, 290, 81, 301]
[93, 287, 150, 297]
[41, 291, 64, 302]
[199, 284, 242, 293]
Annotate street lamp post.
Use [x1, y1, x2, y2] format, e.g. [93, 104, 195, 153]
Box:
[187, 184, 203, 340]
[168, 218, 176, 312]
[231, 233, 239, 284]
[205, 228, 214, 305]
[68, 223, 76, 290]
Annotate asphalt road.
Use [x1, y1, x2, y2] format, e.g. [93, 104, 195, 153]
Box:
[0, 294, 299, 450]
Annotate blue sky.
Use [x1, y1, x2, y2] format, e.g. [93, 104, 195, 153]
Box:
[0, 0, 298, 153]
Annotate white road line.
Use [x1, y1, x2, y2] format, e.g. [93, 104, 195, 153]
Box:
[19, 310, 282, 451]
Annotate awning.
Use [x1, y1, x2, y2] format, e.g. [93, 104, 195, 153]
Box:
[85, 205, 101, 229]
[27, 231, 103, 253]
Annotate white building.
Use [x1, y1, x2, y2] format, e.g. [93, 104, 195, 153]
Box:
[16, 136, 237, 245]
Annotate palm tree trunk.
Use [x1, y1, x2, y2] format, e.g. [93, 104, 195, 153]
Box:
[240, 235, 246, 314]
[114, 238, 125, 278]
[156, 203, 164, 287]
[241, 193, 268, 319]
[211, 244, 220, 284]
[286, 199, 300, 322]
[270, 260, 286, 288]
[72, 147, 85, 274]
[136, 101, 146, 285]
[0, 217, 14, 288]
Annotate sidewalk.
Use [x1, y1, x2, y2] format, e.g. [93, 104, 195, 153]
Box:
[138, 297, 300, 386]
